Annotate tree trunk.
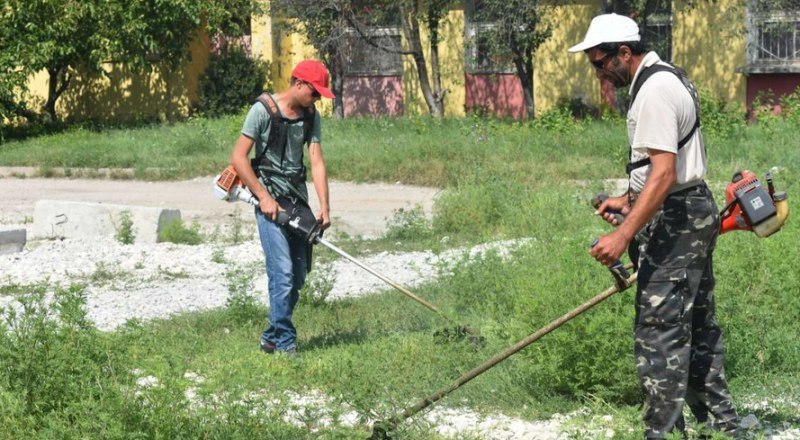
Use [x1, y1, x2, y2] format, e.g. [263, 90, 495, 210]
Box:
[330, 55, 345, 119]
[428, 14, 446, 114]
[512, 45, 535, 119]
[45, 66, 70, 124]
[399, 2, 444, 118]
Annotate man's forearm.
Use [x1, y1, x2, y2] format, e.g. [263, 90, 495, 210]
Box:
[618, 171, 675, 241]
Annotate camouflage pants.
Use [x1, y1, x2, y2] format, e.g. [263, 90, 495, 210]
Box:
[631, 183, 739, 439]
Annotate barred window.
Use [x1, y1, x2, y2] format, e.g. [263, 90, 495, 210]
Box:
[343, 27, 403, 76]
[465, 22, 515, 74]
[746, 0, 800, 71]
[642, 10, 672, 62]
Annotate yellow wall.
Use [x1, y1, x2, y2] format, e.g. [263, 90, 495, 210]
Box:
[535, 3, 600, 115]
[19, 2, 749, 122]
[402, 9, 466, 117]
[672, 0, 746, 105]
[26, 32, 210, 122]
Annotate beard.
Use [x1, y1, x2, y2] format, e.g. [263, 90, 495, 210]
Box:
[607, 58, 631, 89]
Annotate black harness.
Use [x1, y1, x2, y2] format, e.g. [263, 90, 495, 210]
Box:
[625, 63, 701, 175]
[250, 93, 316, 189]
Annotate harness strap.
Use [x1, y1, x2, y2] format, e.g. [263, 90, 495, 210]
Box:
[252, 93, 316, 169]
[626, 64, 701, 175]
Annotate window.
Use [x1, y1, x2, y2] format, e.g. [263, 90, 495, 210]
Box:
[342, 27, 403, 76]
[602, 1, 672, 62]
[641, 9, 672, 62]
[745, 0, 800, 72]
[465, 1, 515, 74]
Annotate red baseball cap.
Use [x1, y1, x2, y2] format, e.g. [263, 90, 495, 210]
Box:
[292, 60, 335, 99]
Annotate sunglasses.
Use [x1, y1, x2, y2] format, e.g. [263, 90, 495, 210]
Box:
[591, 52, 616, 70]
[304, 82, 320, 98]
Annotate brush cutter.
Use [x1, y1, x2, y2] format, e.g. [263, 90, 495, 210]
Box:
[213, 165, 481, 342]
[368, 262, 637, 439]
[591, 169, 790, 237]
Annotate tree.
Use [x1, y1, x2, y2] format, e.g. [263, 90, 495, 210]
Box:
[0, 0, 261, 124]
[270, 1, 350, 118]
[470, 0, 559, 119]
[345, 0, 455, 118]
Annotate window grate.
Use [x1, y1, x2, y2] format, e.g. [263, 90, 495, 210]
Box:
[745, 0, 800, 71]
[342, 27, 403, 76]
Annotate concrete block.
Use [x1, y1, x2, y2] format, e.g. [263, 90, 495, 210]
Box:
[32, 200, 181, 243]
[0, 227, 26, 254]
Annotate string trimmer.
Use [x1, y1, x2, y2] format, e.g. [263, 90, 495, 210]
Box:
[369, 263, 636, 439]
[213, 165, 481, 343]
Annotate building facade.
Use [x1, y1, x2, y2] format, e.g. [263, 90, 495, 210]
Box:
[24, 0, 800, 121]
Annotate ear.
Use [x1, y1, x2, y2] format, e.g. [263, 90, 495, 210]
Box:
[618, 45, 633, 61]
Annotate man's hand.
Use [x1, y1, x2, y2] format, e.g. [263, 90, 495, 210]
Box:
[260, 197, 281, 222]
[317, 209, 331, 230]
[595, 195, 630, 226]
[589, 229, 630, 267]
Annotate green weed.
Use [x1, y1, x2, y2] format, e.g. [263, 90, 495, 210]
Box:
[301, 263, 336, 307]
[158, 218, 203, 245]
[114, 210, 136, 244]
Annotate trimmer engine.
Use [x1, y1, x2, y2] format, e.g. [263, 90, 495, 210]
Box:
[720, 170, 789, 237]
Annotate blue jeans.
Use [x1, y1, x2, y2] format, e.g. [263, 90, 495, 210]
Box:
[255, 209, 308, 351]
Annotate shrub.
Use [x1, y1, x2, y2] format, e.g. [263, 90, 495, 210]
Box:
[224, 264, 261, 324]
[384, 205, 433, 241]
[115, 210, 136, 244]
[158, 219, 203, 245]
[198, 49, 271, 118]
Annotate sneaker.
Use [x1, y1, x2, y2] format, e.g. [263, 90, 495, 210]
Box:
[260, 339, 276, 354]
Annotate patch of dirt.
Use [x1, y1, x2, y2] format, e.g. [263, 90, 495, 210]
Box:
[0, 170, 441, 239]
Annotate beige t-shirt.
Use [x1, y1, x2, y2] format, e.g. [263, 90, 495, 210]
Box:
[626, 52, 706, 193]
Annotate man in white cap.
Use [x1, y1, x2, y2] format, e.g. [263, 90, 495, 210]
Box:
[230, 60, 334, 357]
[570, 13, 740, 439]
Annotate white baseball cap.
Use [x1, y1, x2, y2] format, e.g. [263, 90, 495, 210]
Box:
[568, 13, 640, 53]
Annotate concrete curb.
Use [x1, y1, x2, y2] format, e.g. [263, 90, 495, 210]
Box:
[32, 200, 181, 243]
[0, 227, 26, 254]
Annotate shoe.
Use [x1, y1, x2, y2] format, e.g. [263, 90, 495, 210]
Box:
[260, 339, 276, 354]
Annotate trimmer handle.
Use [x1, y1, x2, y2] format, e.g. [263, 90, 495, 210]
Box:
[590, 238, 630, 282]
[591, 192, 625, 225]
[275, 204, 322, 244]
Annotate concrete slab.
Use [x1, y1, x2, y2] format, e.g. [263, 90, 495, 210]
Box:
[32, 200, 181, 243]
[0, 227, 26, 254]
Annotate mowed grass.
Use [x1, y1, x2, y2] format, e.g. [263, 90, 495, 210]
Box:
[1, 111, 800, 438]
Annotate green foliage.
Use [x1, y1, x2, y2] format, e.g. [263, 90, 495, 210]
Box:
[224, 263, 261, 324]
[0, 0, 262, 124]
[158, 219, 203, 245]
[533, 105, 584, 133]
[383, 205, 434, 241]
[301, 264, 336, 307]
[698, 88, 746, 140]
[114, 210, 136, 244]
[0, 286, 122, 424]
[198, 49, 271, 117]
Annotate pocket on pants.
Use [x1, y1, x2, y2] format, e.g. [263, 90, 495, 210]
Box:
[636, 266, 688, 326]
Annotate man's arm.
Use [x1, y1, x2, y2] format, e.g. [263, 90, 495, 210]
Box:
[590, 149, 676, 266]
[230, 134, 280, 220]
[308, 141, 331, 229]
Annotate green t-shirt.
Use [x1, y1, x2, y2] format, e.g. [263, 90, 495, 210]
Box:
[241, 96, 322, 202]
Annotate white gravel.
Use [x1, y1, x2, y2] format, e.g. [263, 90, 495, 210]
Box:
[0, 233, 529, 331]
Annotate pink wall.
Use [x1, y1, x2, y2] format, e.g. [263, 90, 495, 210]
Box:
[465, 74, 526, 119]
[746, 74, 800, 114]
[343, 76, 403, 117]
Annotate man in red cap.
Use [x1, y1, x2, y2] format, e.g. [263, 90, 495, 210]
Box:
[229, 59, 334, 356]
